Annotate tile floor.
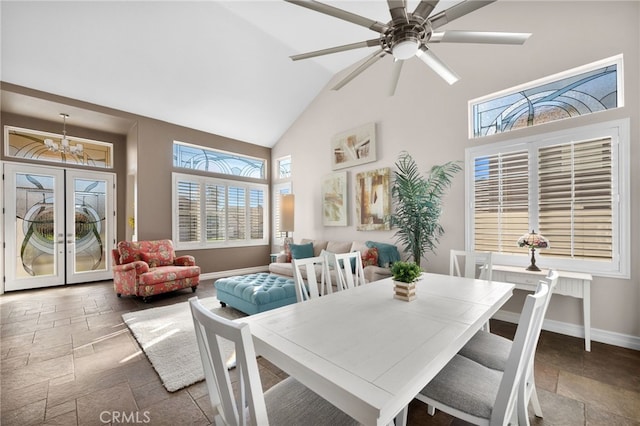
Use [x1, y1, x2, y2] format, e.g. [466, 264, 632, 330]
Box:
[1, 280, 639, 425]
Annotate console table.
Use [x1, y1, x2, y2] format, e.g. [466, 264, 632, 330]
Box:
[492, 265, 593, 351]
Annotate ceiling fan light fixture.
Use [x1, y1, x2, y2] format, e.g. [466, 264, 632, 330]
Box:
[391, 39, 419, 60]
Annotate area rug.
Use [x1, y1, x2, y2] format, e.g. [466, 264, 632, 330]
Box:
[122, 297, 244, 392]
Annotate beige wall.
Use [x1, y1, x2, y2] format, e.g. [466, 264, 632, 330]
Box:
[134, 117, 272, 271]
[0, 85, 273, 275]
[271, 1, 640, 340]
[0, 111, 129, 241]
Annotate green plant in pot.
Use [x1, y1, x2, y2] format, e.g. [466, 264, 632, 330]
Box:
[390, 261, 423, 283]
[391, 261, 423, 301]
[391, 151, 462, 266]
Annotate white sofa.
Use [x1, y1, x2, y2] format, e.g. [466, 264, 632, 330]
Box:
[268, 239, 398, 283]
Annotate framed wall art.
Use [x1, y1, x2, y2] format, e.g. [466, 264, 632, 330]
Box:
[321, 171, 348, 226]
[355, 167, 391, 231]
[331, 122, 376, 170]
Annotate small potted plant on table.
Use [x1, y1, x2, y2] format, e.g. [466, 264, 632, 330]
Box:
[391, 261, 423, 301]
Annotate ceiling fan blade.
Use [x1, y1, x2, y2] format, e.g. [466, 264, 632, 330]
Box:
[333, 49, 386, 90]
[430, 30, 531, 45]
[388, 59, 404, 96]
[387, 0, 409, 24]
[291, 39, 380, 61]
[416, 46, 459, 85]
[429, 0, 496, 30]
[285, 0, 388, 33]
[413, 0, 439, 21]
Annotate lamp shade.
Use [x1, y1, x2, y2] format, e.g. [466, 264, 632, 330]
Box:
[517, 230, 549, 249]
[280, 194, 295, 233]
[517, 230, 549, 271]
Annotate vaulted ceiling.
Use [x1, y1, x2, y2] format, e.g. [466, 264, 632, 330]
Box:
[1, 1, 465, 147]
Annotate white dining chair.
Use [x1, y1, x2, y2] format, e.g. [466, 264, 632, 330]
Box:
[450, 249, 493, 331]
[189, 297, 359, 426]
[416, 281, 551, 426]
[450, 249, 493, 281]
[332, 251, 366, 291]
[292, 255, 332, 302]
[457, 270, 559, 421]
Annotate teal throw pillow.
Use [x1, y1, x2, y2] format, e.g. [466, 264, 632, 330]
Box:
[290, 242, 314, 260]
[365, 241, 400, 267]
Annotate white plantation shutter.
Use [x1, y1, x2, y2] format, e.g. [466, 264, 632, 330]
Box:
[466, 119, 628, 277]
[206, 184, 225, 242]
[249, 189, 264, 240]
[227, 186, 246, 240]
[538, 138, 613, 261]
[273, 184, 291, 241]
[173, 173, 268, 247]
[177, 180, 201, 243]
[473, 150, 529, 254]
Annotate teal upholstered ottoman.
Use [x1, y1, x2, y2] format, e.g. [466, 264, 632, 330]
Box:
[214, 273, 297, 315]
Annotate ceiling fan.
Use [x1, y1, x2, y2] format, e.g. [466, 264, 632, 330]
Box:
[286, 0, 531, 95]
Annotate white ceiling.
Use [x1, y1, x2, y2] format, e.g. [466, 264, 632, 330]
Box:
[1, 1, 463, 146]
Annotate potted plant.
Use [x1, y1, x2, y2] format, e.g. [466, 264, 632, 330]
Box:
[390, 151, 462, 265]
[391, 261, 422, 301]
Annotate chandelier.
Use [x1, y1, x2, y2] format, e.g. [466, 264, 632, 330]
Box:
[44, 113, 83, 155]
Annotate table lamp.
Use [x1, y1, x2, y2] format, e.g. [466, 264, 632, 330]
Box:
[517, 230, 549, 271]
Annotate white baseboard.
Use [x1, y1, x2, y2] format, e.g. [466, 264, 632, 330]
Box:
[494, 310, 640, 351]
[200, 266, 269, 282]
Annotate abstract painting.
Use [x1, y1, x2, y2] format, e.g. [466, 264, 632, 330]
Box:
[322, 171, 348, 226]
[355, 167, 391, 231]
[331, 122, 376, 170]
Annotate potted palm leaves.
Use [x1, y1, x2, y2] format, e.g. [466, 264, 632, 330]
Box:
[390, 151, 462, 265]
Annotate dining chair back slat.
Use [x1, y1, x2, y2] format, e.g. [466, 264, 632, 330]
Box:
[331, 251, 366, 291]
[189, 297, 267, 425]
[450, 249, 493, 281]
[292, 256, 332, 302]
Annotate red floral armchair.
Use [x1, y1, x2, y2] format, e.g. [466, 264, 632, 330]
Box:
[112, 239, 200, 301]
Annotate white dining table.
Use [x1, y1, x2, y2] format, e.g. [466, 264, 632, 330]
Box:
[238, 273, 515, 426]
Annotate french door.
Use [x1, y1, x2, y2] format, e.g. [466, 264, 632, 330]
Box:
[4, 162, 116, 291]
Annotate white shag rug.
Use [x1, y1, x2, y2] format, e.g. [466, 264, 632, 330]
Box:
[122, 297, 243, 392]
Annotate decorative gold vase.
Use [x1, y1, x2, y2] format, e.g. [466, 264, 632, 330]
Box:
[393, 280, 417, 302]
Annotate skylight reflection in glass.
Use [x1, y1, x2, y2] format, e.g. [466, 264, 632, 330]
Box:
[173, 142, 266, 179]
[470, 55, 622, 138]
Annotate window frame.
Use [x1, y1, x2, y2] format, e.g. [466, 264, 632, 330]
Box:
[172, 172, 269, 250]
[465, 118, 630, 278]
[173, 140, 267, 179]
[468, 54, 624, 139]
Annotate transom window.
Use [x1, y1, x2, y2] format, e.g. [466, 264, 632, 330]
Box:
[469, 55, 623, 138]
[466, 119, 630, 278]
[5, 126, 113, 168]
[173, 141, 266, 179]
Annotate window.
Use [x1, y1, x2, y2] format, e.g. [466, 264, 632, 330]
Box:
[469, 55, 623, 138]
[173, 172, 268, 249]
[5, 126, 113, 168]
[173, 141, 266, 179]
[466, 119, 629, 277]
[272, 182, 292, 244]
[276, 156, 291, 179]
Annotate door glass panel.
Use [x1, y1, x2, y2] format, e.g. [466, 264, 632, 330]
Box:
[14, 172, 58, 278]
[73, 178, 107, 273]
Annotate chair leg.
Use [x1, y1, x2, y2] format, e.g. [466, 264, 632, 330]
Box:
[529, 380, 543, 417]
[427, 405, 436, 416]
[117, 293, 121, 298]
[192, 286, 197, 293]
